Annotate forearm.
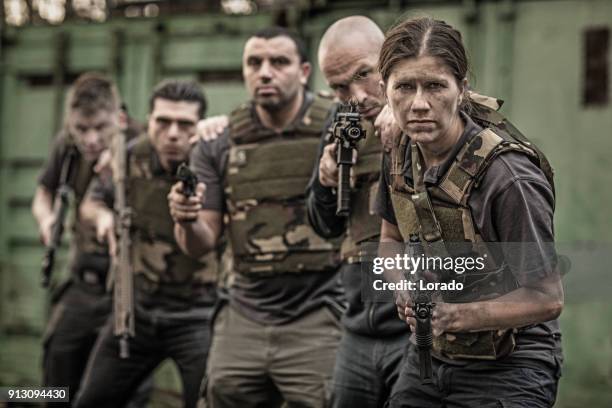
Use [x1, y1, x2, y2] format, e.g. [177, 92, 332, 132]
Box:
[80, 197, 113, 225]
[306, 183, 346, 238]
[174, 211, 222, 258]
[445, 275, 564, 332]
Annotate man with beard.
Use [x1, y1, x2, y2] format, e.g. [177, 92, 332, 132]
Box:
[168, 27, 344, 408]
[75, 80, 218, 408]
[306, 16, 409, 408]
[307, 16, 510, 407]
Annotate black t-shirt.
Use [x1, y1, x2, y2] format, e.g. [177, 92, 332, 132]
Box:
[305, 115, 408, 336]
[190, 94, 344, 325]
[376, 114, 562, 362]
[38, 133, 109, 275]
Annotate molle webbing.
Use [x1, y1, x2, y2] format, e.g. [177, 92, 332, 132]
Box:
[389, 125, 546, 360]
[343, 120, 383, 255]
[351, 120, 381, 181]
[128, 137, 176, 242]
[228, 95, 335, 144]
[61, 138, 104, 254]
[225, 95, 341, 275]
[226, 138, 320, 202]
[127, 136, 218, 287]
[469, 101, 555, 196]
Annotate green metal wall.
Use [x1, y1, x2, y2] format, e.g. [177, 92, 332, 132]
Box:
[1, 1, 611, 406]
[0, 12, 272, 402]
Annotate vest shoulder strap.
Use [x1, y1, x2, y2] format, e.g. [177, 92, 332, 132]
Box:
[469, 103, 555, 195]
[228, 94, 335, 145]
[295, 93, 335, 135]
[228, 103, 259, 144]
[131, 134, 153, 162]
[58, 133, 90, 201]
[439, 126, 550, 206]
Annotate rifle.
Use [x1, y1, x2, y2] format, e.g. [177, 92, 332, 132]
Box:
[40, 147, 77, 288]
[331, 101, 366, 216]
[408, 234, 435, 384]
[111, 131, 135, 359]
[176, 162, 197, 198]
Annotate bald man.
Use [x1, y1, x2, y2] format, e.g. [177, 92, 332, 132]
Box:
[306, 16, 409, 408]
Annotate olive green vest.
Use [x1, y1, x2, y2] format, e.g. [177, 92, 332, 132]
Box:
[340, 119, 383, 262]
[389, 101, 554, 360]
[127, 136, 218, 296]
[224, 95, 342, 275]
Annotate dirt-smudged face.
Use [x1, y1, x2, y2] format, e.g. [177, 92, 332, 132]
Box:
[384, 55, 465, 147]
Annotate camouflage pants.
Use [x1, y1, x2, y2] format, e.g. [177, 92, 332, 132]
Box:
[205, 303, 342, 408]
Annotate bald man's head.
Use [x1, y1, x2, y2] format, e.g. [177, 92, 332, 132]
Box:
[318, 16, 385, 120]
[318, 16, 384, 68]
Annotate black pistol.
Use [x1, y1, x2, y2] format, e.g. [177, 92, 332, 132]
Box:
[332, 101, 366, 216]
[176, 162, 197, 197]
[413, 292, 435, 384]
[409, 235, 435, 384]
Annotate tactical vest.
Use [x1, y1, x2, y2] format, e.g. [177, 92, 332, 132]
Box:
[71, 154, 102, 255]
[224, 95, 342, 275]
[127, 136, 218, 298]
[389, 100, 554, 360]
[341, 119, 383, 262]
[55, 133, 109, 277]
[66, 121, 147, 257]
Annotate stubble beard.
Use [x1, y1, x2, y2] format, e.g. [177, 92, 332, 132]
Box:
[256, 94, 286, 113]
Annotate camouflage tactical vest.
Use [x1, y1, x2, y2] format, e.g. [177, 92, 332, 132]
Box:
[127, 136, 218, 297]
[224, 94, 342, 275]
[340, 119, 383, 262]
[389, 98, 554, 360]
